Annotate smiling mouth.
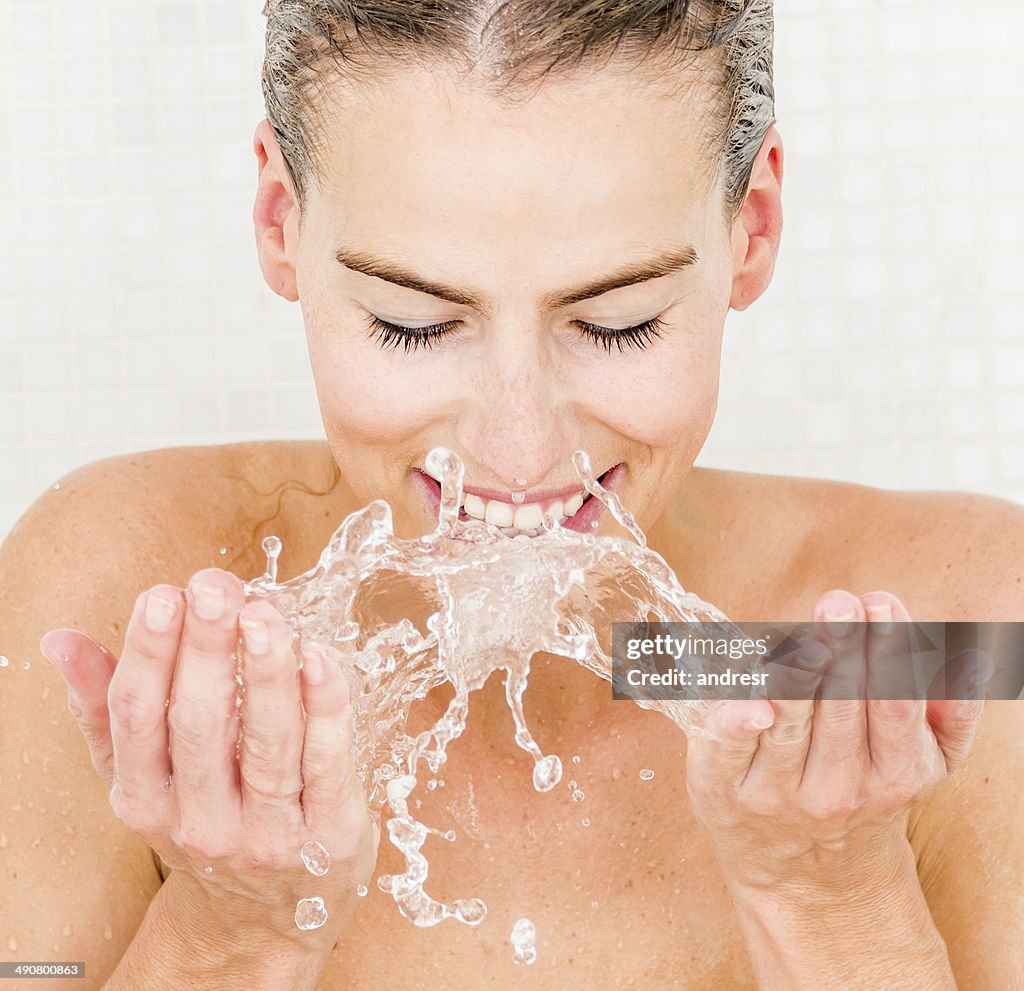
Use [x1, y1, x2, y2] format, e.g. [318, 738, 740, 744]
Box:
[417, 465, 620, 537]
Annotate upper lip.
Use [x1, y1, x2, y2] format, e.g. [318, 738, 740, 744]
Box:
[418, 466, 616, 506]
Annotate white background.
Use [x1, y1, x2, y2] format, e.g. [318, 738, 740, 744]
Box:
[1, 0, 1022, 542]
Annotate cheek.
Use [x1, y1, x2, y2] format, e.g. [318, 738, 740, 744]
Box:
[602, 317, 723, 450]
[306, 331, 440, 445]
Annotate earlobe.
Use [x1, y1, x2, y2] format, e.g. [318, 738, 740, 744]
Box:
[252, 118, 300, 303]
[728, 126, 784, 312]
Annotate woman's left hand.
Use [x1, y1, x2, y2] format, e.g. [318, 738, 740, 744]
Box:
[685, 589, 992, 893]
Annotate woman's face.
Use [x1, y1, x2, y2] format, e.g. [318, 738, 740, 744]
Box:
[256, 60, 781, 540]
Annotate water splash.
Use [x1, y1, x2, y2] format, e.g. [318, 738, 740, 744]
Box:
[295, 897, 328, 931]
[639, 768, 655, 781]
[510, 917, 537, 965]
[243, 446, 739, 931]
[301, 840, 331, 876]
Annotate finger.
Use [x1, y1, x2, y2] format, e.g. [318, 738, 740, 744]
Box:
[860, 593, 930, 770]
[927, 648, 995, 701]
[765, 635, 831, 702]
[167, 570, 246, 827]
[926, 650, 992, 773]
[40, 628, 119, 782]
[863, 592, 919, 702]
[687, 699, 775, 789]
[815, 591, 868, 703]
[802, 591, 870, 788]
[106, 586, 183, 827]
[238, 599, 305, 835]
[298, 644, 365, 836]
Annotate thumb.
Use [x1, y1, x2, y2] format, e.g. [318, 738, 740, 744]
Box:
[40, 628, 119, 783]
[927, 699, 985, 774]
[688, 699, 775, 786]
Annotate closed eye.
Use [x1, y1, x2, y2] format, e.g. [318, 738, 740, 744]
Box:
[364, 314, 666, 354]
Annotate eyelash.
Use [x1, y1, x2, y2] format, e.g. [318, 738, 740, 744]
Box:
[365, 315, 666, 354]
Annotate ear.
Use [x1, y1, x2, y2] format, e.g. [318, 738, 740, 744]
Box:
[728, 125, 784, 312]
[252, 117, 301, 303]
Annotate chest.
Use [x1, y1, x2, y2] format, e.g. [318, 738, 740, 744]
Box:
[318, 684, 757, 990]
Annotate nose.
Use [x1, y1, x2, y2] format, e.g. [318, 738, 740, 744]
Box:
[457, 328, 572, 489]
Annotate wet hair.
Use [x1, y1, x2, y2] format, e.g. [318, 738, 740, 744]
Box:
[260, 1, 775, 221]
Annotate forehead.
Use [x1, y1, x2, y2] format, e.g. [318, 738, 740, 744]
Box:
[307, 61, 722, 260]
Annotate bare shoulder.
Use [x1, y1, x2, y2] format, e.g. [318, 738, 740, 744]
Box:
[688, 467, 1024, 621]
[0, 439, 342, 974]
[3, 439, 343, 608]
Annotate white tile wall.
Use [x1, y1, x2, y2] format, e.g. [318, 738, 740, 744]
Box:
[1, 0, 1022, 542]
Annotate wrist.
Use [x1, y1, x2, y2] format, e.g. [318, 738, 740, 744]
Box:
[105, 868, 348, 991]
[725, 836, 954, 991]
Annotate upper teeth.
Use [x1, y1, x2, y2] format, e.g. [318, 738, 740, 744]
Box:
[462, 491, 587, 530]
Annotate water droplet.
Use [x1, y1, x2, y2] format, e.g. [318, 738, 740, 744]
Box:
[162, 775, 172, 791]
[219, 546, 228, 556]
[511, 489, 526, 505]
[455, 898, 486, 925]
[300, 839, 331, 876]
[294, 896, 328, 931]
[52, 482, 61, 490]
[571, 754, 581, 764]
[262, 535, 283, 583]
[581, 817, 590, 827]
[639, 768, 655, 781]
[0, 834, 6, 848]
[40, 685, 50, 701]
[102, 923, 113, 941]
[571, 788, 584, 802]
[513, 476, 527, 487]
[61, 923, 73, 937]
[356, 884, 368, 897]
[510, 917, 537, 965]
[532, 754, 562, 792]
[7, 935, 17, 952]
[203, 866, 213, 874]
[591, 900, 599, 909]
[442, 829, 456, 843]
[22, 661, 30, 670]
[0, 656, 8, 668]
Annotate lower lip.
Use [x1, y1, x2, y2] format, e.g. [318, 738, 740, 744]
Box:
[414, 464, 623, 537]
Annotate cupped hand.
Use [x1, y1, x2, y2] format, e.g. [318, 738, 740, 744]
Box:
[685, 590, 991, 891]
[40, 568, 378, 948]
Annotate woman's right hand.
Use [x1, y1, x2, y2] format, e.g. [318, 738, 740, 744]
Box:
[39, 567, 379, 952]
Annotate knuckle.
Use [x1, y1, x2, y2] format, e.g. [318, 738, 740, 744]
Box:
[168, 699, 226, 747]
[109, 684, 163, 736]
[242, 726, 295, 767]
[872, 698, 921, 720]
[300, 739, 340, 780]
[173, 822, 229, 862]
[109, 784, 153, 835]
[802, 789, 861, 821]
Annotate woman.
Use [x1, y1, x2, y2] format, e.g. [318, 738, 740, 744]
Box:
[2, 1, 1022, 987]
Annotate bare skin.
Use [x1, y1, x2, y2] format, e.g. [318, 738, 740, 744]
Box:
[4, 438, 1021, 989]
[5, 49, 1024, 991]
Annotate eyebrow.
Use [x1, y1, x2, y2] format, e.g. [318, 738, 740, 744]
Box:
[334, 244, 700, 316]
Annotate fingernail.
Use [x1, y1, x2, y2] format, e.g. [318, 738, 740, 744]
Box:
[865, 602, 893, 634]
[749, 711, 774, 730]
[145, 592, 177, 633]
[191, 583, 225, 622]
[240, 617, 270, 655]
[39, 632, 63, 665]
[302, 646, 325, 684]
[970, 654, 995, 685]
[823, 611, 856, 637]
